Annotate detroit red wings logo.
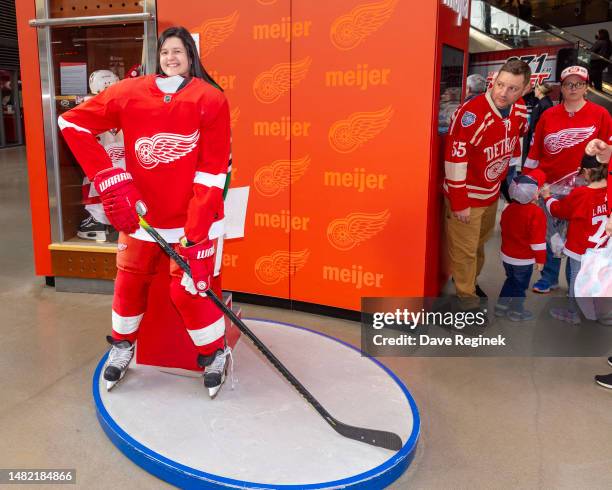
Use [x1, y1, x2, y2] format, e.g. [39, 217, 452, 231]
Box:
[105, 143, 125, 166]
[543, 126, 596, 155]
[255, 249, 310, 285]
[254, 155, 310, 197]
[327, 210, 390, 251]
[192, 11, 239, 59]
[134, 130, 199, 169]
[330, 0, 398, 51]
[485, 157, 510, 182]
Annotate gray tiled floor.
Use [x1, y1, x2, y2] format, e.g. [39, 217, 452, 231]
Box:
[1, 146, 611, 489]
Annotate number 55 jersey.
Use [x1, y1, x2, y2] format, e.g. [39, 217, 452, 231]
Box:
[444, 92, 528, 211]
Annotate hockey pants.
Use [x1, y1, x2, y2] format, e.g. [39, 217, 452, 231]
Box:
[111, 233, 225, 356]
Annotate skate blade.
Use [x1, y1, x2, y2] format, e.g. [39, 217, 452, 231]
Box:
[105, 371, 126, 392]
[207, 373, 226, 399]
[77, 230, 108, 242]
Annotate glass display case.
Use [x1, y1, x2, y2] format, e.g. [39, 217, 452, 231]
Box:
[31, 0, 156, 247]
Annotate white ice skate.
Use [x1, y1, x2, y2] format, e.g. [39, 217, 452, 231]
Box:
[200, 347, 233, 399]
[104, 336, 135, 391]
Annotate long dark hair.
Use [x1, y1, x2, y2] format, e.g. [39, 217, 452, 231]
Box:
[155, 26, 222, 91]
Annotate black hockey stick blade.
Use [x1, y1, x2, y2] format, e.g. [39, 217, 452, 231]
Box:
[329, 417, 403, 451]
[136, 211, 404, 452]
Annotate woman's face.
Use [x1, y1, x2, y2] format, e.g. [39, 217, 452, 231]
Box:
[159, 36, 190, 78]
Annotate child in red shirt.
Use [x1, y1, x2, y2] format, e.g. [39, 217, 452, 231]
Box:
[496, 170, 547, 321]
[541, 155, 609, 324]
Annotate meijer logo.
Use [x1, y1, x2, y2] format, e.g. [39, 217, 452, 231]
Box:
[222, 253, 238, 268]
[253, 118, 311, 140]
[255, 249, 310, 285]
[325, 65, 391, 91]
[254, 210, 310, 233]
[207, 70, 236, 90]
[253, 57, 311, 104]
[253, 17, 312, 43]
[254, 155, 310, 197]
[324, 168, 388, 192]
[330, 0, 398, 51]
[322, 264, 383, 289]
[329, 106, 394, 153]
[192, 11, 239, 58]
[327, 209, 390, 251]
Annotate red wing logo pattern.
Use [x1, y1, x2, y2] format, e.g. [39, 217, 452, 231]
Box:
[254, 249, 310, 285]
[543, 126, 596, 155]
[253, 57, 312, 104]
[330, 0, 398, 51]
[192, 11, 239, 59]
[135, 130, 200, 169]
[329, 106, 394, 153]
[105, 144, 125, 166]
[327, 210, 390, 250]
[254, 155, 311, 197]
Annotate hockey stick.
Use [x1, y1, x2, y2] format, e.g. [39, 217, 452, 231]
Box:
[136, 211, 403, 452]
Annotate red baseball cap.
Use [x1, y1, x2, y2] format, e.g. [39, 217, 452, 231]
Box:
[560, 65, 589, 82]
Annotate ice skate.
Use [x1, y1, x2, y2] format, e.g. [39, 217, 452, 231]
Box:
[77, 215, 117, 242]
[198, 347, 233, 398]
[104, 335, 135, 391]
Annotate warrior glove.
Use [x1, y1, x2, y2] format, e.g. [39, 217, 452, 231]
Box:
[177, 238, 216, 296]
[93, 168, 143, 234]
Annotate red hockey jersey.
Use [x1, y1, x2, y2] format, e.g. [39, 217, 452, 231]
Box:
[525, 101, 612, 184]
[444, 92, 528, 211]
[59, 75, 231, 244]
[500, 202, 547, 265]
[545, 186, 609, 260]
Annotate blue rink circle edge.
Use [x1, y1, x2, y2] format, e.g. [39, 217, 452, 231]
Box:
[92, 318, 420, 489]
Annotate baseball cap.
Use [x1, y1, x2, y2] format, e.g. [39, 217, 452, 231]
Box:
[560, 65, 589, 82]
[581, 154, 600, 169]
[508, 173, 543, 204]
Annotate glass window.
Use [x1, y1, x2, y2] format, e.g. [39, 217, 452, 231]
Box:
[51, 24, 145, 243]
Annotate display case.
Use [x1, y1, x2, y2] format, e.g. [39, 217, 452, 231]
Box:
[29, 0, 156, 281]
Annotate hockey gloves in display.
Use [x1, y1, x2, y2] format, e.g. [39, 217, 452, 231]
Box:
[177, 238, 216, 296]
[93, 168, 144, 234]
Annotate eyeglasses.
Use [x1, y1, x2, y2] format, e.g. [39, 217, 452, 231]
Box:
[562, 81, 587, 89]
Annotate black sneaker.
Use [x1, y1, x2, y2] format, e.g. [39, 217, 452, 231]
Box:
[77, 215, 116, 241]
[595, 373, 612, 389]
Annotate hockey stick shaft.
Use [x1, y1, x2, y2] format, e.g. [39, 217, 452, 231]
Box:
[137, 215, 403, 452]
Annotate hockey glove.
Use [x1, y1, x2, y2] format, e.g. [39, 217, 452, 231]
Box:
[93, 167, 143, 234]
[177, 238, 216, 296]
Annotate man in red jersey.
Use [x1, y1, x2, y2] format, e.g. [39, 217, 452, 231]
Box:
[444, 59, 531, 310]
[524, 65, 612, 293]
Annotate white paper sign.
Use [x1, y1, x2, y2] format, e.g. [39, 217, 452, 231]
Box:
[224, 186, 250, 239]
[60, 62, 88, 95]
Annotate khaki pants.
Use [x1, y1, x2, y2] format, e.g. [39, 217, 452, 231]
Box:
[445, 199, 498, 305]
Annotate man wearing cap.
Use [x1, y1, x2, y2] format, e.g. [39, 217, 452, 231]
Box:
[444, 59, 531, 310]
[524, 65, 612, 293]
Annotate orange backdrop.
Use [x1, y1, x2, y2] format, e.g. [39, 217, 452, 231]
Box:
[157, 0, 445, 311]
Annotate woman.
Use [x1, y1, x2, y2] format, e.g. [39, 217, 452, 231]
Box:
[524, 65, 612, 294]
[58, 27, 232, 397]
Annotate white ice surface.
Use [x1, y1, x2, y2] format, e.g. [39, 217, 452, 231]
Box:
[98, 319, 415, 486]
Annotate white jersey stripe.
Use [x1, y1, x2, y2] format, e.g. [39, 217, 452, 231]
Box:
[445, 161, 468, 181]
[112, 311, 143, 335]
[187, 316, 225, 346]
[194, 171, 227, 189]
[58, 115, 92, 134]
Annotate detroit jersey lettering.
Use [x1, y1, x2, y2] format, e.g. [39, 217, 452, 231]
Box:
[444, 91, 528, 211]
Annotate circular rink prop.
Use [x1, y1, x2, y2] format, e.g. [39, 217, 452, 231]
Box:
[93, 319, 420, 489]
